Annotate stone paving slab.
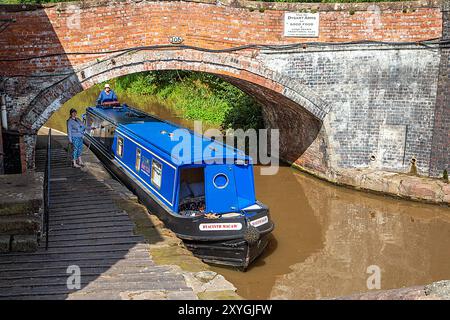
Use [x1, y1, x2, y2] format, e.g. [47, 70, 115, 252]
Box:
[0, 173, 43, 216]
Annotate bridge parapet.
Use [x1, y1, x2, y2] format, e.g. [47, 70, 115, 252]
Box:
[0, 0, 443, 76]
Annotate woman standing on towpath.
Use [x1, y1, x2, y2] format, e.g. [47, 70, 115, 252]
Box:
[67, 108, 85, 168]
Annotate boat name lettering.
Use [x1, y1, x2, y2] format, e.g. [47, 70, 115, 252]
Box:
[199, 223, 243, 231]
[250, 216, 268, 227]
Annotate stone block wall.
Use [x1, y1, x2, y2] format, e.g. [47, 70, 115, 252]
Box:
[429, 0, 450, 177]
[0, 172, 43, 252]
[260, 44, 443, 176]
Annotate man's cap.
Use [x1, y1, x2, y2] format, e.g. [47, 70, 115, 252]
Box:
[104, 83, 110, 88]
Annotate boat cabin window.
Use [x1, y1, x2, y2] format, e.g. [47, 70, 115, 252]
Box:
[141, 156, 151, 175]
[100, 124, 107, 143]
[178, 167, 205, 214]
[151, 159, 163, 189]
[135, 148, 141, 172]
[101, 124, 115, 150]
[86, 113, 102, 137]
[116, 136, 124, 157]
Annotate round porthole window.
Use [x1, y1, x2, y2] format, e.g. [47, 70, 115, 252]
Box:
[213, 173, 229, 189]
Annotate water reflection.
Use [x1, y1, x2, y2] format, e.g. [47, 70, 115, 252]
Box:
[214, 166, 450, 299]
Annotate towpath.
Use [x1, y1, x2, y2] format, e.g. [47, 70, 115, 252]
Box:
[0, 128, 239, 300]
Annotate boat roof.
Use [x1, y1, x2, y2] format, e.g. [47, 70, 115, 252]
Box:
[87, 105, 250, 165]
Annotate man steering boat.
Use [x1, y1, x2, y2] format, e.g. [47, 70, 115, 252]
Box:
[96, 83, 119, 106]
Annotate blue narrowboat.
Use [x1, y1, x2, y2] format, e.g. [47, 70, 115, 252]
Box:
[83, 104, 274, 269]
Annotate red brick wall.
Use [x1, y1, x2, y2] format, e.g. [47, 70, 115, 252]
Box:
[0, 0, 443, 76]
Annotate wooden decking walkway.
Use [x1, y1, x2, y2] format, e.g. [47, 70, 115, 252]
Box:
[0, 133, 196, 299]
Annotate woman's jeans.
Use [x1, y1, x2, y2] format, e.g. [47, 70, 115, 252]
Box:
[72, 137, 83, 160]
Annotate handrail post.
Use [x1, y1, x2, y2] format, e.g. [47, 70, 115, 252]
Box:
[44, 128, 51, 250]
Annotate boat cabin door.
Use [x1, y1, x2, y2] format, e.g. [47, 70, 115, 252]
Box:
[204, 164, 238, 213]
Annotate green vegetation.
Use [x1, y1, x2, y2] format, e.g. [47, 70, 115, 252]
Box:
[443, 169, 449, 183]
[114, 71, 264, 130]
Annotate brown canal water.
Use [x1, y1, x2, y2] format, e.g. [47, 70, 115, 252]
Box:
[46, 88, 450, 300]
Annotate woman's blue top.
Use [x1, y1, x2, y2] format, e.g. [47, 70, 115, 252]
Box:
[67, 118, 85, 143]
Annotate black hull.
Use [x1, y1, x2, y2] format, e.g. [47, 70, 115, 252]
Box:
[85, 136, 274, 269]
[183, 235, 270, 269]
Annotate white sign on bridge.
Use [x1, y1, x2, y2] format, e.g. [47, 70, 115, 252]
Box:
[284, 12, 320, 38]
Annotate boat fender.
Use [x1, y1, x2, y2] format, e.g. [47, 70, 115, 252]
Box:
[244, 224, 260, 245]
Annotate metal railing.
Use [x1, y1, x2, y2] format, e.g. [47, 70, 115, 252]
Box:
[43, 128, 51, 250]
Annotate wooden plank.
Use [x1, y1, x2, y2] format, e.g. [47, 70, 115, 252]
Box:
[50, 211, 127, 222]
[50, 191, 113, 200]
[49, 221, 136, 232]
[0, 263, 170, 279]
[50, 180, 106, 186]
[0, 247, 149, 261]
[40, 243, 148, 254]
[50, 190, 114, 199]
[46, 236, 145, 248]
[0, 256, 154, 271]
[48, 231, 136, 243]
[49, 220, 133, 231]
[51, 206, 121, 216]
[50, 198, 115, 206]
[50, 190, 114, 197]
[49, 225, 135, 237]
[50, 187, 112, 194]
[50, 201, 115, 210]
[0, 281, 190, 297]
[49, 223, 134, 232]
[0, 244, 150, 262]
[50, 208, 124, 219]
[49, 215, 132, 227]
[0, 273, 184, 289]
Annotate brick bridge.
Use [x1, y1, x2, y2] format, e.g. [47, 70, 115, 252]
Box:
[0, 0, 448, 181]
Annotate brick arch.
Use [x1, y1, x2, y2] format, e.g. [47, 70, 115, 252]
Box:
[20, 50, 331, 166]
[21, 50, 330, 131]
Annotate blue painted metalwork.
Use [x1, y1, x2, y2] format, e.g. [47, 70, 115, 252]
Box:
[86, 104, 257, 214]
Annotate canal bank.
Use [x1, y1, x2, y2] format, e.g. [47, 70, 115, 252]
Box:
[334, 280, 450, 300]
[293, 164, 450, 206]
[30, 127, 241, 300]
